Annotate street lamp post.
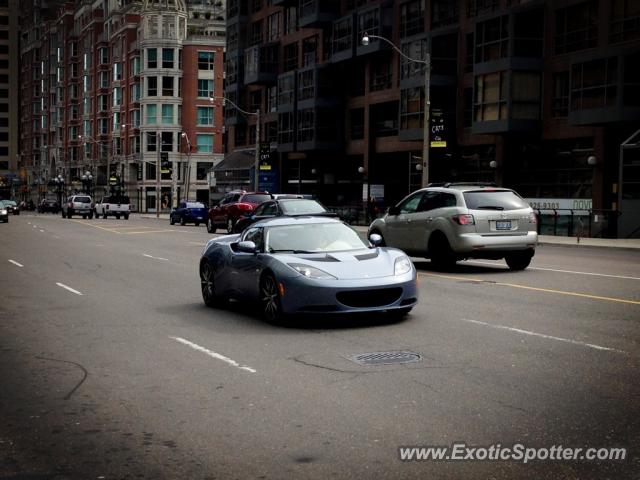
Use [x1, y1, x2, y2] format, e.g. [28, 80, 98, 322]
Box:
[209, 96, 261, 191]
[53, 174, 65, 207]
[362, 33, 431, 188]
[81, 170, 93, 195]
[181, 132, 192, 203]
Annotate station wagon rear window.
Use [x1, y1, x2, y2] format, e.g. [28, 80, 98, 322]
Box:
[243, 194, 272, 204]
[75, 197, 91, 203]
[463, 191, 529, 211]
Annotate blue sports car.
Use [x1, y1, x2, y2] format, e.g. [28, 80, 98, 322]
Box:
[199, 217, 418, 321]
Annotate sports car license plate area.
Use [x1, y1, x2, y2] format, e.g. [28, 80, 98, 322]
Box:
[336, 288, 403, 308]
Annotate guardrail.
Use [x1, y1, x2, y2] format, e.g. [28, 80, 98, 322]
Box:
[534, 209, 620, 239]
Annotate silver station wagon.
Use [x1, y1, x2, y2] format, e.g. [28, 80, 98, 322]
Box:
[368, 183, 538, 270]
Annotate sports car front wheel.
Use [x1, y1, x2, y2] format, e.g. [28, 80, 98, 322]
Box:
[200, 261, 226, 308]
[260, 273, 283, 322]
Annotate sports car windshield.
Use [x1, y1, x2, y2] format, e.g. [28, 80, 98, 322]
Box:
[266, 223, 368, 253]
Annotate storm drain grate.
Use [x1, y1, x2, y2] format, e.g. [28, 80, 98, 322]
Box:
[349, 351, 422, 366]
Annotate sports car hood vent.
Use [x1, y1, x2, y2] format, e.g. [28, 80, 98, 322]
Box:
[287, 249, 396, 280]
[299, 254, 340, 262]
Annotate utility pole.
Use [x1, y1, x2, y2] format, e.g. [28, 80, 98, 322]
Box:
[156, 130, 160, 219]
[254, 108, 261, 191]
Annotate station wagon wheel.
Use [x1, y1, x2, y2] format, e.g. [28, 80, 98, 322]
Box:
[226, 217, 234, 234]
[207, 218, 216, 234]
[260, 273, 282, 322]
[200, 260, 225, 308]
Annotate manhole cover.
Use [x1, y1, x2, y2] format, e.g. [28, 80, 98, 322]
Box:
[349, 351, 422, 366]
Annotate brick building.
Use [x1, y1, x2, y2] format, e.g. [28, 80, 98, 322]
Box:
[19, 0, 225, 211]
[225, 0, 640, 236]
[0, 0, 19, 198]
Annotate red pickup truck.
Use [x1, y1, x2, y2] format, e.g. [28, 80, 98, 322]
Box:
[206, 190, 272, 234]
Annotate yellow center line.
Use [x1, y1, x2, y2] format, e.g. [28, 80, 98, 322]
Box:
[123, 229, 176, 235]
[71, 220, 122, 234]
[420, 272, 640, 306]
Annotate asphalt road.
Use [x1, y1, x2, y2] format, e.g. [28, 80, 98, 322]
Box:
[1, 213, 638, 480]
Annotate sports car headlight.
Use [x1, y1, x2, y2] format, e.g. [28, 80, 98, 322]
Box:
[394, 256, 412, 276]
[288, 263, 336, 279]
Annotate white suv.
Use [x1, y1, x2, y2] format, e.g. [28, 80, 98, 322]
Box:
[368, 183, 538, 270]
[62, 195, 93, 219]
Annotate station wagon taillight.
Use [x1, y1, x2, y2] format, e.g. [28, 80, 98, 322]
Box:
[529, 212, 538, 224]
[451, 214, 475, 225]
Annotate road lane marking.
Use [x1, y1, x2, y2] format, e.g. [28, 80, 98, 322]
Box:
[465, 260, 640, 281]
[421, 272, 640, 305]
[142, 253, 169, 261]
[170, 336, 256, 373]
[56, 282, 83, 296]
[39, 229, 45, 233]
[125, 229, 175, 234]
[461, 318, 626, 354]
[8, 260, 23, 267]
[71, 219, 122, 234]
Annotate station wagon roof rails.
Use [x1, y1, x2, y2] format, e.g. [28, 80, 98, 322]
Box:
[442, 182, 498, 188]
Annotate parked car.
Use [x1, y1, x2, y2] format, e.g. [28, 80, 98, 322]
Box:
[233, 198, 337, 233]
[94, 195, 131, 219]
[368, 183, 538, 270]
[2, 200, 19, 215]
[199, 216, 418, 321]
[38, 198, 60, 214]
[206, 191, 272, 234]
[170, 201, 207, 226]
[0, 201, 8, 223]
[61, 195, 93, 219]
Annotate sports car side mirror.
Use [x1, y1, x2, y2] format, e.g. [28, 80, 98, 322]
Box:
[369, 234, 383, 246]
[237, 241, 257, 254]
[388, 206, 400, 216]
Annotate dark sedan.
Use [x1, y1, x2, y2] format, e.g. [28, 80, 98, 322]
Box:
[2, 200, 20, 215]
[38, 198, 60, 214]
[233, 198, 337, 233]
[0, 201, 8, 223]
[170, 202, 208, 226]
[199, 217, 418, 322]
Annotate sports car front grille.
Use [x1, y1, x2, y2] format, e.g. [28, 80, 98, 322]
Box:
[336, 288, 403, 308]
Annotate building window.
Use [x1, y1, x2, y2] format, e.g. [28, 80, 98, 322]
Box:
[370, 56, 392, 91]
[99, 95, 108, 111]
[302, 35, 318, 67]
[133, 109, 141, 127]
[371, 102, 399, 137]
[113, 87, 121, 106]
[624, 53, 640, 106]
[197, 135, 214, 153]
[132, 83, 141, 102]
[512, 72, 541, 119]
[249, 90, 262, 112]
[132, 56, 141, 75]
[298, 70, 314, 101]
[228, 23, 239, 52]
[113, 63, 122, 81]
[267, 12, 281, 41]
[464, 33, 474, 73]
[197, 79, 214, 98]
[283, 43, 298, 72]
[249, 20, 263, 46]
[552, 72, 569, 118]
[99, 47, 109, 64]
[147, 48, 157, 68]
[284, 6, 297, 35]
[571, 58, 618, 110]
[514, 9, 544, 57]
[265, 121, 278, 142]
[100, 71, 109, 88]
[463, 87, 473, 127]
[162, 76, 174, 96]
[197, 106, 214, 126]
[198, 51, 215, 70]
[555, 1, 598, 54]
[400, 39, 427, 79]
[162, 48, 174, 69]
[267, 86, 277, 113]
[610, 0, 640, 43]
[400, 0, 424, 38]
[474, 71, 508, 121]
[431, 0, 458, 29]
[146, 104, 157, 124]
[432, 33, 457, 75]
[278, 74, 295, 107]
[197, 162, 214, 180]
[350, 108, 364, 139]
[358, 9, 381, 43]
[161, 132, 173, 152]
[278, 112, 295, 144]
[332, 17, 352, 55]
[467, 0, 499, 17]
[297, 108, 314, 143]
[147, 76, 157, 96]
[400, 87, 424, 130]
[147, 132, 157, 152]
[162, 104, 173, 124]
[475, 15, 509, 63]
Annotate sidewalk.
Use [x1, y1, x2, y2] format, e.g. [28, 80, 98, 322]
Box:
[137, 214, 640, 249]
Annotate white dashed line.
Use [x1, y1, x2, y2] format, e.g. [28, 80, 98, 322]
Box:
[8, 260, 24, 267]
[170, 336, 257, 373]
[39, 229, 45, 233]
[461, 318, 625, 354]
[142, 253, 169, 261]
[465, 260, 640, 281]
[56, 282, 83, 296]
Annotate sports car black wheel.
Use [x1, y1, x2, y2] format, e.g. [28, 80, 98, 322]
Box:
[200, 261, 225, 308]
[260, 273, 282, 322]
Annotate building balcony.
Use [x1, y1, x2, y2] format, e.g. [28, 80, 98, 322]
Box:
[298, 0, 341, 28]
[226, 1, 247, 25]
[277, 71, 297, 114]
[330, 13, 356, 64]
[296, 64, 340, 110]
[296, 107, 342, 152]
[355, 4, 394, 57]
[243, 44, 279, 86]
